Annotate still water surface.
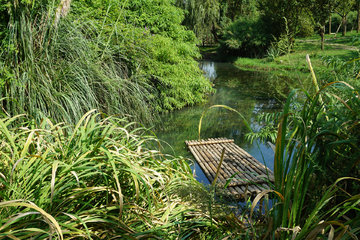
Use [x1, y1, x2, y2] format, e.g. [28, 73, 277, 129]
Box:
[154, 61, 289, 185]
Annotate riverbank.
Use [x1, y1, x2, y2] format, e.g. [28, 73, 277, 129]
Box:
[202, 32, 360, 78]
[198, 45, 219, 60]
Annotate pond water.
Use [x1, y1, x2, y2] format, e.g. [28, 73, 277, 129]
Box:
[154, 61, 291, 185]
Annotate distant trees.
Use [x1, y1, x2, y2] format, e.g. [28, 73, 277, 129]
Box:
[173, 0, 359, 54]
[333, 0, 356, 36]
[308, 0, 332, 50]
[356, 0, 360, 32]
[175, 0, 258, 44]
[258, 0, 310, 38]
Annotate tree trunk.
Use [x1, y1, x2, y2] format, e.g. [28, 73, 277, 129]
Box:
[329, 15, 332, 35]
[357, 6, 360, 33]
[342, 15, 347, 36]
[211, 25, 219, 42]
[320, 26, 325, 50]
[334, 21, 342, 38]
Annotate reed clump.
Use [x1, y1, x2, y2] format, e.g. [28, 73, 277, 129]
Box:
[246, 57, 360, 239]
[0, 110, 250, 239]
[0, 1, 155, 125]
[197, 57, 360, 239]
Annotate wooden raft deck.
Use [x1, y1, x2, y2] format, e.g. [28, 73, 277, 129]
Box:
[185, 138, 274, 199]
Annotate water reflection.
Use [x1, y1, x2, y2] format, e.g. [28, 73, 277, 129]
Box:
[154, 61, 290, 185]
[199, 61, 217, 81]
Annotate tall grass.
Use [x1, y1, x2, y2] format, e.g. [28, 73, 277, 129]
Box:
[197, 58, 360, 239]
[0, 110, 251, 239]
[0, 0, 156, 125]
[248, 57, 360, 239]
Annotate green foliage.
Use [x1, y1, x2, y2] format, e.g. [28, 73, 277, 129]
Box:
[267, 18, 293, 59]
[175, 0, 220, 39]
[0, 110, 233, 238]
[258, 0, 310, 38]
[327, 11, 359, 33]
[219, 16, 272, 58]
[0, 0, 213, 125]
[297, 18, 314, 37]
[0, 8, 155, 125]
[220, 0, 258, 21]
[244, 57, 360, 238]
[245, 112, 281, 143]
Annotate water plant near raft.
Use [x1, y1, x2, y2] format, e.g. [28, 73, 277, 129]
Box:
[249, 55, 360, 239]
[197, 55, 360, 239]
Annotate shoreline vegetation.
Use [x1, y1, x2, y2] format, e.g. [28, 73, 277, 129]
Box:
[1, 0, 360, 239]
[201, 31, 360, 78]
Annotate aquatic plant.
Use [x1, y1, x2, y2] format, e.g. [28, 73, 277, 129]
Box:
[197, 57, 360, 239]
[249, 56, 360, 239]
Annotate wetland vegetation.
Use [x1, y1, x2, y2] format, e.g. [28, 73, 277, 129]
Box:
[0, 0, 360, 239]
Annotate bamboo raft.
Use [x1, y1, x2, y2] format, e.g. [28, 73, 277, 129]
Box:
[185, 138, 274, 200]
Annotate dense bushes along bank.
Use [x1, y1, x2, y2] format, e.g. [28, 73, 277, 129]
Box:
[0, 0, 213, 125]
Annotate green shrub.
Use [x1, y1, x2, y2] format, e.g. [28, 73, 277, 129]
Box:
[0, 0, 213, 126]
[297, 19, 314, 37]
[219, 16, 273, 58]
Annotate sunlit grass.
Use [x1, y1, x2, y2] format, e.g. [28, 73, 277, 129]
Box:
[0, 110, 263, 239]
[233, 32, 360, 79]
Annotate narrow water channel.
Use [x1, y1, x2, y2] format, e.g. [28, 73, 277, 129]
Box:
[154, 61, 290, 185]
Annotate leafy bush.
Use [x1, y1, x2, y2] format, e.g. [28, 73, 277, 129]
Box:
[219, 16, 272, 58]
[297, 18, 314, 37]
[0, 0, 213, 125]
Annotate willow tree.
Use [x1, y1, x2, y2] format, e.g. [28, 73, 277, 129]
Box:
[175, 0, 220, 42]
[219, 0, 258, 21]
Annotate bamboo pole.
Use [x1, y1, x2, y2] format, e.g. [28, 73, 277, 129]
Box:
[222, 146, 273, 191]
[212, 148, 225, 187]
[229, 141, 273, 175]
[187, 143, 216, 182]
[199, 144, 228, 182]
[187, 138, 234, 146]
[193, 145, 226, 184]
